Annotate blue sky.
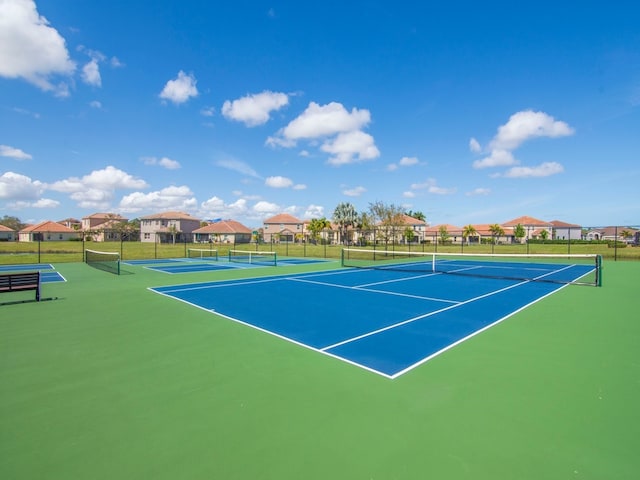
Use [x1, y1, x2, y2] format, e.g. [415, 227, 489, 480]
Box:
[1, 0, 639, 229]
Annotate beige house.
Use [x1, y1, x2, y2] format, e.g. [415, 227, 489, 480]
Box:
[19, 221, 79, 242]
[193, 219, 253, 244]
[502, 215, 552, 242]
[140, 211, 201, 243]
[424, 224, 464, 244]
[81, 213, 128, 241]
[263, 213, 304, 243]
[0, 224, 16, 241]
[550, 220, 582, 241]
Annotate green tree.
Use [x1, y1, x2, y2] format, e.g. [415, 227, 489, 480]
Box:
[333, 202, 358, 245]
[307, 217, 331, 244]
[489, 223, 505, 245]
[0, 215, 27, 231]
[438, 225, 450, 245]
[539, 229, 549, 242]
[404, 226, 415, 244]
[514, 223, 526, 244]
[405, 210, 426, 221]
[620, 229, 633, 242]
[368, 201, 405, 246]
[462, 224, 477, 245]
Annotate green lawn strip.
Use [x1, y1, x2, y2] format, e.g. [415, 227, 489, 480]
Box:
[1, 261, 638, 479]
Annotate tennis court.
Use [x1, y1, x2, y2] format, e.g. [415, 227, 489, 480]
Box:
[150, 252, 598, 378]
[1, 255, 639, 480]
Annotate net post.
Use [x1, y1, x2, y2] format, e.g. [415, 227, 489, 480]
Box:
[431, 252, 436, 273]
[596, 254, 602, 287]
[274, 252, 277, 266]
[341, 248, 345, 267]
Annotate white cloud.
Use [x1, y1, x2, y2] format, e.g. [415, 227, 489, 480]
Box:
[253, 200, 280, 215]
[292, 183, 307, 190]
[142, 156, 181, 170]
[268, 102, 380, 166]
[388, 156, 419, 171]
[216, 159, 260, 178]
[89, 100, 102, 109]
[501, 162, 564, 178]
[50, 166, 147, 193]
[491, 110, 574, 151]
[473, 149, 517, 169]
[0, 144, 32, 160]
[342, 186, 366, 197]
[159, 70, 198, 105]
[303, 204, 324, 218]
[265, 176, 293, 188]
[469, 137, 481, 153]
[0, 0, 75, 96]
[279, 101, 371, 141]
[32, 198, 60, 208]
[49, 166, 148, 209]
[471, 110, 574, 177]
[0, 171, 44, 199]
[200, 196, 249, 219]
[200, 106, 215, 117]
[466, 188, 491, 196]
[322, 130, 380, 166]
[403, 191, 416, 198]
[81, 59, 101, 87]
[410, 178, 456, 195]
[119, 185, 197, 213]
[222, 91, 289, 126]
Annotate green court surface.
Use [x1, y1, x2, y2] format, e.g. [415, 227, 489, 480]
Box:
[1, 259, 638, 479]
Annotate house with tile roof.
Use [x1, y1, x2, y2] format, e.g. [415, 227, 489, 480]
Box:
[585, 226, 639, 243]
[502, 215, 552, 242]
[18, 221, 79, 242]
[424, 224, 463, 244]
[263, 213, 304, 243]
[0, 224, 16, 241]
[81, 213, 130, 242]
[139, 211, 202, 243]
[550, 220, 582, 241]
[193, 219, 253, 244]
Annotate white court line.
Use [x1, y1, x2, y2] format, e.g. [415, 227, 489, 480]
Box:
[320, 263, 578, 354]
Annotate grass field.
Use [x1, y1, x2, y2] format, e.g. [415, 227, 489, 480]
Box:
[1, 257, 639, 479]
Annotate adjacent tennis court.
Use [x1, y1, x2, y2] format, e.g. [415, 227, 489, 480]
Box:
[150, 251, 599, 378]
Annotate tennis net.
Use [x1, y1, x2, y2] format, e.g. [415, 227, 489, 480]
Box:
[85, 249, 121, 275]
[187, 248, 219, 261]
[341, 248, 602, 286]
[228, 250, 277, 266]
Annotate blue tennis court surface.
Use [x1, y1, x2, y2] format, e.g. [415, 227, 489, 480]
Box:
[150, 263, 594, 378]
[0, 264, 65, 283]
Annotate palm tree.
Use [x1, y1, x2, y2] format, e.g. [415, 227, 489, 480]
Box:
[307, 217, 331, 244]
[333, 202, 358, 245]
[462, 224, 477, 245]
[489, 223, 505, 245]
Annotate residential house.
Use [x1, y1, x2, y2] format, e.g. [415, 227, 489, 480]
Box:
[502, 215, 552, 242]
[193, 219, 253, 244]
[465, 224, 515, 244]
[58, 218, 82, 230]
[550, 220, 582, 241]
[424, 224, 464, 244]
[139, 211, 201, 243]
[585, 226, 639, 243]
[82, 213, 128, 241]
[263, 213, 304, 243]
[0, 224, 16, 241]
[399, 214, 428, 244]
[18, 221, 79, 242]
